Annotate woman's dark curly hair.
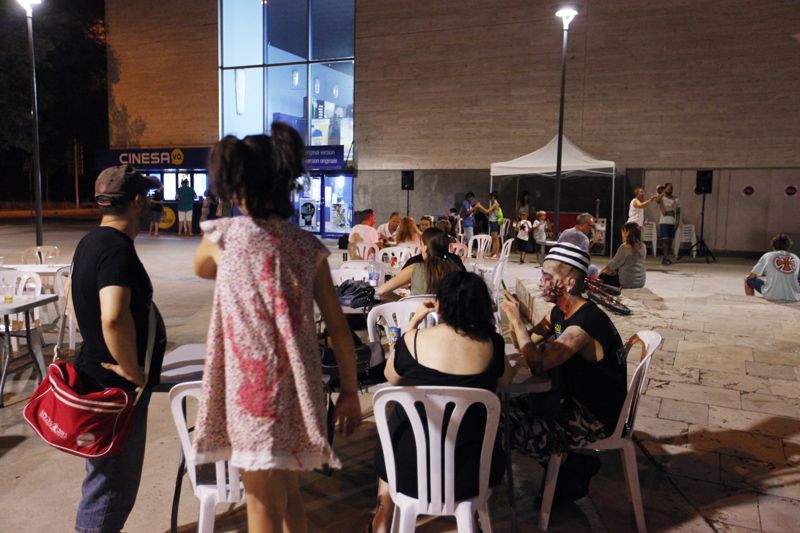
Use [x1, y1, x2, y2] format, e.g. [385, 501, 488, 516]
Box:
[208, 122, 305, 219]
[435, 271, 495, 341]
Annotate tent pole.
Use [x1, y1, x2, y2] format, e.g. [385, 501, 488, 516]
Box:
[609, 166, 616, 257]
[490, 174, 493, 193]
[515, 176, 519, 215]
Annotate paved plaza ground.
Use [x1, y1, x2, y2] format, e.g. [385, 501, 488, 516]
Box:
[1, 220, 799, 532]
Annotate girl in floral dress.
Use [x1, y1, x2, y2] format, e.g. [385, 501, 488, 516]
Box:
[192, 123, 362, 533]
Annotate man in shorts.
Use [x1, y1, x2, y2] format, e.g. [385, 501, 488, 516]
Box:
[657, 182, 680, 265]
[176, 178, 197, 236]
[745, 233, 800, 302]
[501, 241, 627, 505]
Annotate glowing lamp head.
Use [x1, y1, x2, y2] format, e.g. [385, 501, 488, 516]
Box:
[555, 6, 579, 29]
[16, 0, 42, 16]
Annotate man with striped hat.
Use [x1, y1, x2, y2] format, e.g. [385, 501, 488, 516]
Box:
[501, 241, 627, 507]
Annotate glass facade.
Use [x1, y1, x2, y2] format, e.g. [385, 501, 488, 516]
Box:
[219, 0, 355, 156]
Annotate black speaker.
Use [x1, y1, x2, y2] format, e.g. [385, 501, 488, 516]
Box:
[696, 170, 713, 194]
[401, 170, 415, 191]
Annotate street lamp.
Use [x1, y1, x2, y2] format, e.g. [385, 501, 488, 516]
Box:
[552, 5, 578, 236]
[17, 0, 44, 246]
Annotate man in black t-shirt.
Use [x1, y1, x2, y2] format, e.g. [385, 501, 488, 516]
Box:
[73, 165, 165, 533]
[501, 241, 627, 506]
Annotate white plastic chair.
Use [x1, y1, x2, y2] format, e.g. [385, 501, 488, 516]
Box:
[498, 238, 513, 261]
[169, 381, 244, 533]
[641, 223, 658, 257]
[379, 246, 414, 266]
[331, 268, 371, 285]
[367, 301, 428, 343]
[538, 330, 663, 532]
[673, 224, 697, 258]
[498, 219, 511, 243]
[397, 242, 420, 256]
[449, 242, 468, 259]
[21, 245, 59, 265]
[355, 242, 380, 260]
[467, 235, 492, 260]
[0, 269, 45, 369]
[373, 386, 500, 533]
[340, 260, 372, 271]
[54, 266, 77, 353]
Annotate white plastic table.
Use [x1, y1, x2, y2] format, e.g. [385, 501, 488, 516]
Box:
[0, 294, 59, 407]
[2, 263, 70, 275]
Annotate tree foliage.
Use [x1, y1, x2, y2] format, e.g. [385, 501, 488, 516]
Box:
[0, 0, 107, 203]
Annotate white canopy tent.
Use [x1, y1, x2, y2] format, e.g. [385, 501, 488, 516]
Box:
[490, 135, 620, 254]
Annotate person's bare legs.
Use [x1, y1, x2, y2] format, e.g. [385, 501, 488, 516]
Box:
[371, 479, 395, 533]
[241, 469, 307, 533]
[490, 232, 500, 256]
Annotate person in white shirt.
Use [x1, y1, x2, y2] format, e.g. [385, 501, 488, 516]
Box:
[626, 187, 661, 228]
[348, 209, 380, 258]
[657, 183, 681, 265]
[515, 212, 534, 264]
[377, 212, 401, 246]
[745, 233, 800, 302]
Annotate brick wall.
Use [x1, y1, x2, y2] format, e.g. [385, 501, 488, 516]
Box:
[106, 0, 218, 148]
[355, 0, 800, 170]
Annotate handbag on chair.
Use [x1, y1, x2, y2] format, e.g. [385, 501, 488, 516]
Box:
[23, 304, 157, 459]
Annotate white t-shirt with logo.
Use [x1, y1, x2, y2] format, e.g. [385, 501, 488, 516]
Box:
[533, 220, 548, 242]
[658, 196, 680, 225]
[348, 224, 380, 245]
[516, 220, 533, 241]
[752, 251, 800, 302]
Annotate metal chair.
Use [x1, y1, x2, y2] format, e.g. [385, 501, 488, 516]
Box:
[373, 386, 500, 532]
[538, 330, 663, 532]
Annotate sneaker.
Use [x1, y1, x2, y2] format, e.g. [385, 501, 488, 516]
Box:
[661, 257, 672, 266]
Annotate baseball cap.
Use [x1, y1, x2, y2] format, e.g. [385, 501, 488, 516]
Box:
[95, 165, 162, 206]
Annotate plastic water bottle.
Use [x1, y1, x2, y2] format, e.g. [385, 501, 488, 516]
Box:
[367, 258, 379, 288]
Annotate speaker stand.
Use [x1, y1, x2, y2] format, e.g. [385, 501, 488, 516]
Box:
[678, 192, 716, 263]
[406, 190, 410, 217]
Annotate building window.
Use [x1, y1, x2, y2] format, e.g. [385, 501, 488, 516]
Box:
[220, 0, 355, 156]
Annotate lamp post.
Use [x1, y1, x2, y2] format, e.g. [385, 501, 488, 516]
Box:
[553, 5, 578, 236]
[17, 0, 44, 246]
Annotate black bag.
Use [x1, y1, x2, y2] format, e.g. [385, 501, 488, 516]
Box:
[338, 235, 349, 250]
[319, 328, 385, 384]
[336, 279, 376, 308]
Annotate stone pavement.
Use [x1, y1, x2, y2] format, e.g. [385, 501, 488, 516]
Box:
[1, 221, 799, 532]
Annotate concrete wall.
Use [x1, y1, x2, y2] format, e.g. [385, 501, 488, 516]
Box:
[355, 0, 800, 170]
[642, 169, 800, 253]
[105, 0, 218, 148]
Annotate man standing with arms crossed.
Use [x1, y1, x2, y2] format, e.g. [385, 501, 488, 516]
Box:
[73, 165, 166, 533]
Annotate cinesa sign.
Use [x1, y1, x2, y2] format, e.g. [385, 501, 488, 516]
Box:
[118, 149, 185, 166]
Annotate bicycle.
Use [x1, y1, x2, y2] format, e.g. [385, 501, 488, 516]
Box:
[584, 276, 632, 315]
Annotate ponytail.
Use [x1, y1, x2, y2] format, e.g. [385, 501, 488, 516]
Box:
[208, 122, 306, 220]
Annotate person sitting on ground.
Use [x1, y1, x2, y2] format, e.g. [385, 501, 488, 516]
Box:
[377, 211, 401, 247]
[744, 233, 800, 302]
[599, 222, 647, 289]
[370, 271, 514, 533]
[395, 216, 421, 247]
[515, 212, 534, 264]
[348, 208, 381, 258]
[377, 228, 461, 300]
[418, 216, 433, 232]
[501, 241, 627, 507]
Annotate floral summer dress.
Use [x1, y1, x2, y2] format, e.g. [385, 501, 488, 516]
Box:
[193, 216, 339, 471]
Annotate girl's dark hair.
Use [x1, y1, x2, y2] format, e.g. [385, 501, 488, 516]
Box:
[208, 122, 305, 219]
[622, 222, 642, 247]
[436, 271, 495, 341]
[421, 228, 460, 294]
[520, 191, 530, 202]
